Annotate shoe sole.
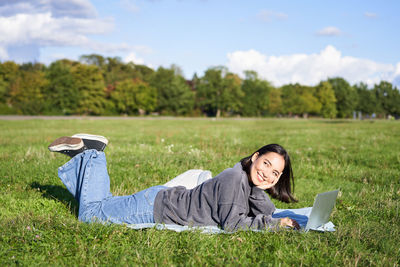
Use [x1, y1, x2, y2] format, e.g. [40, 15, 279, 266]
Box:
[71, 133, 109, 145]
[48, 137, 84, 152]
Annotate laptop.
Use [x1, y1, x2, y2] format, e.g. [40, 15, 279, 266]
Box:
[304, 189, 339, 232]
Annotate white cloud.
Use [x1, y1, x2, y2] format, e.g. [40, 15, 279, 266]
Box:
[123, 51, 154, 68]
[316, 26, 342, 36]
[226, 45, 400, 87]
[364, 12, 377, 19]
[124, 52, 145, 64]
[0, 45, 8, 60]
[395, 63, 400, 76]
[0, 0, 151, 63]
[0, 0, 97, 18]
[257, 9, 288, 22]
[0, 13, 113, 46]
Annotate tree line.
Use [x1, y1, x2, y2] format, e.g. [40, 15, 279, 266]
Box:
[1, 54, 399, 118]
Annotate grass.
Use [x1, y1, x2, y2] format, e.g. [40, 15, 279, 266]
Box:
[0, 117, 399, 266]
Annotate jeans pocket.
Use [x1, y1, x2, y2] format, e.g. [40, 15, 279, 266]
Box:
[144, 186, 166, 207]
[144, 187, 156, 206]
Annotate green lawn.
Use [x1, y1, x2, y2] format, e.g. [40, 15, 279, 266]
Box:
[1, 118, 399, 266]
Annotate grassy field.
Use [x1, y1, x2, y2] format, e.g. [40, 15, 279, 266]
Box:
[0, 118, 399, 266]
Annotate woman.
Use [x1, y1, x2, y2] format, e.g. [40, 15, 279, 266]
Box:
[49, 134, 299, 231]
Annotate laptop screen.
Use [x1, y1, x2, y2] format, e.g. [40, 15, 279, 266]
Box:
[305, 190, 339, 231]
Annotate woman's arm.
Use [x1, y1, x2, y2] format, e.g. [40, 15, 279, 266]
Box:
[218, 203, 281, 231]
[248, 187, 276, 217]
[219, 203, 299, 231]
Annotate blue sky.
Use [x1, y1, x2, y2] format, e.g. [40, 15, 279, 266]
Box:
[0, 0, 399, 86]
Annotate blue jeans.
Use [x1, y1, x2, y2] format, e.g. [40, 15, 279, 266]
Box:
[57, 149, 166, 224]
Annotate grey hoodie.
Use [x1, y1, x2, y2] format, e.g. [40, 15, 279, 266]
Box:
[153, 163, 280, 231]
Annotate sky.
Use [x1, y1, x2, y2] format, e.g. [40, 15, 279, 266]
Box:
[0, 0, 399, 87]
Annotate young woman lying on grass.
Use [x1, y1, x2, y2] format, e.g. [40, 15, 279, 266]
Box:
[48, 134, 300, 231]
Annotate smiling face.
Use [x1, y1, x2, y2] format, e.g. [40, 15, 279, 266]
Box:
[249, 152, 285, 190]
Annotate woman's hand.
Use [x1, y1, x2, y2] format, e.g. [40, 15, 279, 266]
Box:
[280, 217, 300, 230]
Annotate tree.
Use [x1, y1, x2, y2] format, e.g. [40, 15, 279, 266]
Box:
[103, 57, 135, 86]
[315, 81, 337, 118]
[354, 82, 377, 116]
[19, 62, 46, 72]
[110, 78, 157, 115]
[327, 77, 358, 118]
[373, 81, 400, 117]
[9, 70, 48, 114]
[133, 80, 157, 114]
[150, 66, 194, 115]
[0, 61, 19, 104]
[196, 66, 243, 117]
[79, 54, 106, 68]
[301, 86, 322, 117]
[281, 84, 321, 117]
[71, 63, 107, 115]
[222, 72, 243, 116]
[170, 64, 184, 77]
[0, 77, 6, 103]
[80, 54, 155, 86]
[45, 60, 79, 114]
[197, 67, 224, 116]
[130, 63, 155, 84]
[241, 71, 273, 117]
[268, 87, 283, 115]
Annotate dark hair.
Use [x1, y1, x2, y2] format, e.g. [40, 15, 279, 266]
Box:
[240, 144, 297, 203]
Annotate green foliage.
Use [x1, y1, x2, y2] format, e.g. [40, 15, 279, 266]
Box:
[281, 84, 321, 117]
[327, 77, 358, 118]
[0, 61, 19, 103]
[71, 64, 107, 115]
[103, 57, 133, 86]
[197, 66, 243, 117]
[9, 70, 48, 114]
[45, 60, 79, 114]
[268, 87, 283, 115]
[79, 54, 107, 68]
[19, 62, 46, 72]
[0, 119, 399, 265]
[354, 82, 377, 115]
[241, 71, 272, 116]
[0, 76, 7, 103]
[0, 103, 15, 114]
[373, 81, 400, 117]
[315, 81, 337, 118]
[110, 78, 157, 115]
[80, 54, 155, 86]
[1, 57, 400, 118]
[150, 66, 194, 115]
[130, 64, 155, 84]
[222, 72, 243, 116]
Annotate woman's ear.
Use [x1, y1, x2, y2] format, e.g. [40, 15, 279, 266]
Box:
[251, 152, 259, 163]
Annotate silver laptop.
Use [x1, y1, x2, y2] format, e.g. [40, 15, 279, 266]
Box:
[304, 189, 339, 232]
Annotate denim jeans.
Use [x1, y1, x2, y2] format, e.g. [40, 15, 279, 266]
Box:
[57, 149, 166, 224]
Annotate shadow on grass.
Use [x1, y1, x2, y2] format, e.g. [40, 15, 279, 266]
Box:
[30, 182, 79, 217]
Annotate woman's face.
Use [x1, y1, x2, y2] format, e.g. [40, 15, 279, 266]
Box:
[249, 152, 285, 190]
